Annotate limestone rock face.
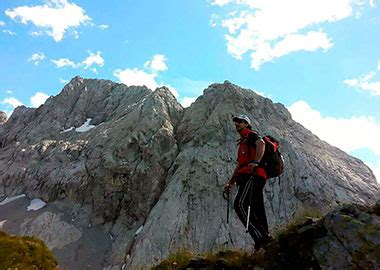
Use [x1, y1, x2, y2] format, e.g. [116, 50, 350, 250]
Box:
[127, 80, 380, 268]
[0, 111, 6, 124]
[0, 111, 6, 146]
[0, 78, 378, 269]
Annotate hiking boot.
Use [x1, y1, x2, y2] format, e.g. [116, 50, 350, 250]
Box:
[254, 234, 273, 251]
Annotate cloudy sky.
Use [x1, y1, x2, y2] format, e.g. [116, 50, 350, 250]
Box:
[0, 0, 379, 181]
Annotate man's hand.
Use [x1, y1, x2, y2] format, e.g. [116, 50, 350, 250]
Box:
[223, 183, 233, 200]
[247, 162, 258, 174]
[224, 183, 233, 194]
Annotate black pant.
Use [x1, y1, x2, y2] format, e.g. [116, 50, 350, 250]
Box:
[234, 174, 268, 245]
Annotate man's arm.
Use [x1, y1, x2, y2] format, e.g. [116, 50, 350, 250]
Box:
[246, 138, 265, 173]
[224, 165, 239, 193]
[254, 138, 265, 163]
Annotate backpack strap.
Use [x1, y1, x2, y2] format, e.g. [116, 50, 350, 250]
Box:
[246, 130, 260, 157]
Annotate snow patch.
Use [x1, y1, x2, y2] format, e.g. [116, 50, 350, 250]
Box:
[0, 194, 26, 205]
[135, 225, 143, 236]
[62, 127, 75, 133]
[0, 220, 6, 229]
[27, 198, 47, 211]
[61, 118, 96, 133]
[125, 97, 147, 111]
[75, 118, 95, 133]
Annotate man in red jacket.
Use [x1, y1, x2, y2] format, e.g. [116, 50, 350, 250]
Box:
[224, 114, 271, 250]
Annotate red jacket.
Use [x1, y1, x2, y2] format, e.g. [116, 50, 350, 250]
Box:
[237, 128, 267, 179]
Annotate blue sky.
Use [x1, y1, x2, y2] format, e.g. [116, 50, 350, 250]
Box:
[0, 0, 379, 182]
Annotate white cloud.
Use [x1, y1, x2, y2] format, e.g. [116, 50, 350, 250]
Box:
[6, 90, 13, 94]
[2, 97, 24, 108]
[180, 97, 197, 108]
[2, 29, 16, 35]
[114, 54, 172, 90]
[28, 52, 45, 65]
[31, 31, 44, 37]
[144, 54, 168, 72]
[289, 100, 380, 183]
[82, 51, 104, 69]
[288, 100, 380, 157]
[0, 21, 5, 27]
[5, 0, 91, 42]
[59, 78, 69, 84]
[211, 0, 233, 6]
[30, 92, 49, 107]
[52, 51, 104, 73]
[253, 89, 266, 97]
[211, 0, 374, 69]
[367, 160, 380, 183]
[209, 14, 220, 27]
[72, 29, 79, 39]
[52, 58, 79, 68]
[114, 68, 159, 90]
[344, 63, 380, 96]
[367, 161, 380, 183]
[98, 24, 109, 30]
[250, 31, 332, 70]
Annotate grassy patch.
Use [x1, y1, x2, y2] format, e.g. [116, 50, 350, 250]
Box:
[151, 249, 194, 270]
[204, 249, 255, 269]
[273, 206, 323, 241]
[152, 249, 257, 270]
[0, 231, 58, 269]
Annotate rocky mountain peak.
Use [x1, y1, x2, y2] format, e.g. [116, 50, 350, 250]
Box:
[154, 86, 177, 101]
[0, 77, 378, 269]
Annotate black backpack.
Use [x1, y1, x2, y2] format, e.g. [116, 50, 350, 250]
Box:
[260, 135, 284, 178]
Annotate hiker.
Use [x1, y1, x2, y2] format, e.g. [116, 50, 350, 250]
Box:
[224, 114, 271, 250]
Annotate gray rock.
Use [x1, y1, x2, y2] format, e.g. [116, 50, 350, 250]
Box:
[0, 77, 379, 268]
[311, 203, 380, 269]
[20, 211, 82, 249]
[0, 111, 6, 124]
[313, 235, 353, 269]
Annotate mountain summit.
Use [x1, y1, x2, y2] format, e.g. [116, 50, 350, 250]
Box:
[0, 77, 378, 269]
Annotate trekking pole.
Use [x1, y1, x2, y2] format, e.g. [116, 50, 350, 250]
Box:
[223, 189, 230, 224]
[227, 191, 230, 224]
[246, 205, 251, 232]
[246, 177, 253, 233]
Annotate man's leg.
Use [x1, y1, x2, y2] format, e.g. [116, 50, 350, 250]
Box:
[250, 176, 270, 248]
[233, 175, 263, 243]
